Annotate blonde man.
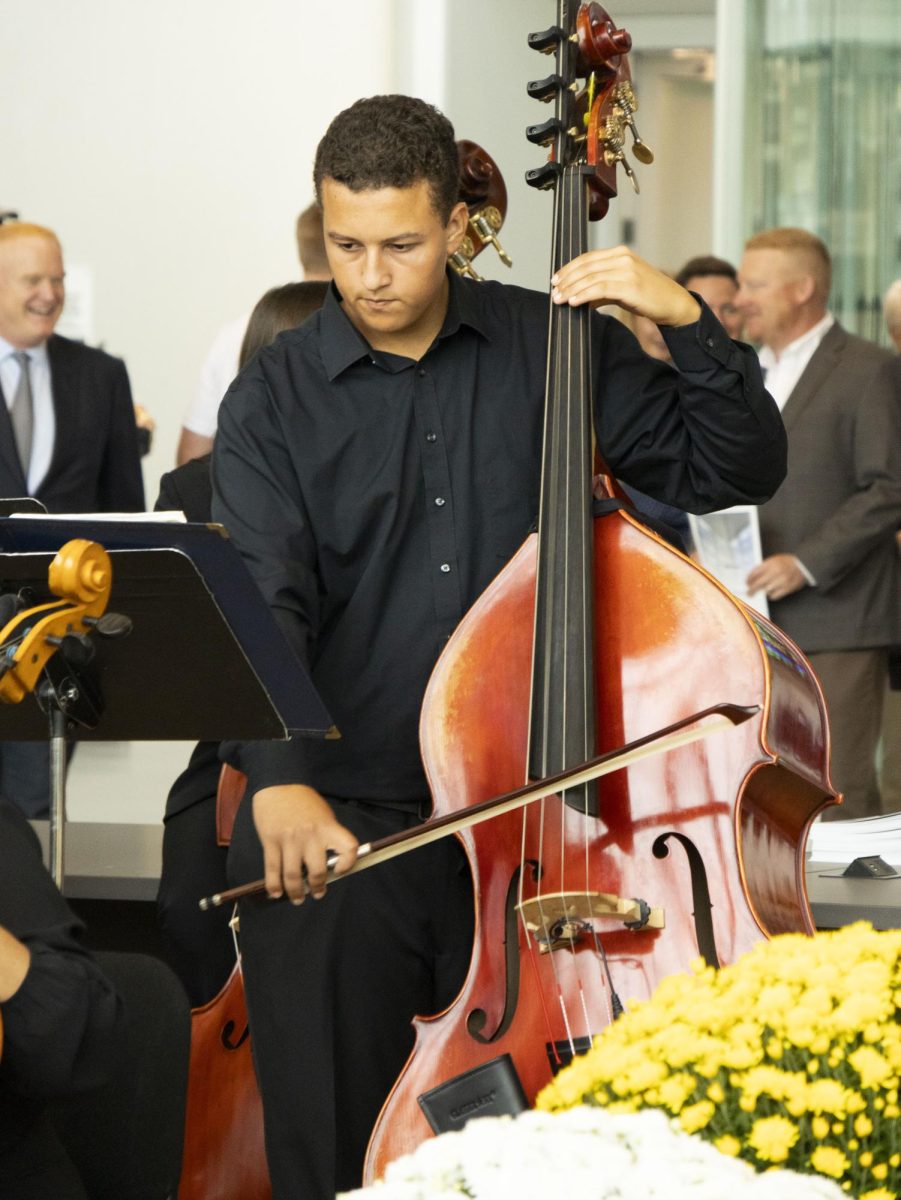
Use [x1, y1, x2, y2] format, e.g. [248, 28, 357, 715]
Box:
[737, 227, 901, 819]
[0, 220, 144, 817]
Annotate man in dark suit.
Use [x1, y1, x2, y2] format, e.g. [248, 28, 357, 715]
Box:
[737, 227, 901, 819]
[0, 221, 145, 815]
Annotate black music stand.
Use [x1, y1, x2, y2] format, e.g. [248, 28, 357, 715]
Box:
[0, 517, 335, 886]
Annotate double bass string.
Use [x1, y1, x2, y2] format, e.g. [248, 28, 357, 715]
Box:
[518, 0, 574, 1063]
[520, 150, 609, 1061]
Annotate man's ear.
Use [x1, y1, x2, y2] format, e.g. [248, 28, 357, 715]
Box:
[794, 272, 817, 307]
[445, 201, 470, 256]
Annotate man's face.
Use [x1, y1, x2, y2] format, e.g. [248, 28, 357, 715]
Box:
[321, 177, 467, 353]
[684, 273, 743, 340]
[0, 234, 65, 348]
[735, 248, 807, 351]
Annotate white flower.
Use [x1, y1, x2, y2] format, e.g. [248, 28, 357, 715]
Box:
[339, 1108, 844, 1200]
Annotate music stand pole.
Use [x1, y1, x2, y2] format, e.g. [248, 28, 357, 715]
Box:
[48, 705, 67, 888]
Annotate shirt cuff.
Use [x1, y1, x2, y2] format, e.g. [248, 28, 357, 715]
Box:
[659, 295, 735, 370]
[224, 736, 311, 796]
[793, 556, 817, 587]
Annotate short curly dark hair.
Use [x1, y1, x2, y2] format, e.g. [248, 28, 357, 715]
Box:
[313, 95, 459, 222]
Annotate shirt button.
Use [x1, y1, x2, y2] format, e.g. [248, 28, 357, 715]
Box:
[435, 497, 446, 507]
[418, 368, 427, 377]
[440, 563, 451, 573]
[425, 432, 437, 443]
[705, 336, 715, 348]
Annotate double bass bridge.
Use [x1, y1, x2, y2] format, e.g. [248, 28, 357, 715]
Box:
[518, 890, 664, 953]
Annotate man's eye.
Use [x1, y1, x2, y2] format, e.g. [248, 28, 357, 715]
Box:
[391, 243, 414, 252]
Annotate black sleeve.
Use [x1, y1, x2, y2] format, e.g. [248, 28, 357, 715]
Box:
[154, 455, 213, 523]
[96, 356, 146, 512]
[211, 374, 319, 795]
[595, 299, 786, 513]
[0, 803, 123, 1099]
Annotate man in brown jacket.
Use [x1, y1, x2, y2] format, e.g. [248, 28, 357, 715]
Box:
[737, 228, 901, 819]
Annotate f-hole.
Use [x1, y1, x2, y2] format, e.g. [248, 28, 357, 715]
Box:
[221, 1020, 250, 1051]
[467, 861, 540, 1044]
[652, 832, 720, 967]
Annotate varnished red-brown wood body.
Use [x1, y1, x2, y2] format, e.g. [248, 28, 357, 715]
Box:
[365, 509, 837, 1181]
[179, 963, 271, 1200]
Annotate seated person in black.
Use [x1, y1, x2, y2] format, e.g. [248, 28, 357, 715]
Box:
[0, 798, 123, 1198]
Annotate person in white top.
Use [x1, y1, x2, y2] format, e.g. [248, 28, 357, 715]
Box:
[736, 227, 901, 819]
[176, 203, 331, 465]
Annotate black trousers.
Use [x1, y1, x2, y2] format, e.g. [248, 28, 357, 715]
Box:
[0, 1115, 88, 1200]
[228, 796, 474, 1200]
[157, 797, 235, 1007]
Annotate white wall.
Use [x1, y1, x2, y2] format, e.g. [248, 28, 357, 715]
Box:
[1, 0, 396, 822]
[0, 0, 394, 486]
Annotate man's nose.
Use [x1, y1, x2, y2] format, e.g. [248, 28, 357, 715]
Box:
[362, 250, 389, 291]
[35, 280, 59, 304]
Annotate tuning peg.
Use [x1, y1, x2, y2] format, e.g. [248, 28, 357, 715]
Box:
[527, 74, 566, 103]
[82, 612, 133, 638]
[612, 82, 654, 165]
[449, 237, 484, 281]
[526, 117, 564, 147]
[470, 208, 513, 268]
[527, 25, 566, 54]
[630, 134, 654, 166]
[525, 161, 562, 192]
[620, 156, 640, 194]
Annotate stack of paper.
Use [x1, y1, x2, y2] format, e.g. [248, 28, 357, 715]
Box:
[805, 811, 901, 866]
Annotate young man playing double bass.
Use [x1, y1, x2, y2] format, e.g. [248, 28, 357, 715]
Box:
[212, 95, 785, 1200]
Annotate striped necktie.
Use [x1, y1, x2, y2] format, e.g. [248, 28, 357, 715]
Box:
[9, 351, 33, 478]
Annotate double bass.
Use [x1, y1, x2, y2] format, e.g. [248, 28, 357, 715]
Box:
[363, 1, 837, 1179]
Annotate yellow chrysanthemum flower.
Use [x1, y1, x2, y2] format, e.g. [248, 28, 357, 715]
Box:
[679, 1100, 714, 1134]
[747, 1115, 798, 1163]
[849, 1046, 893, 1090]
[539, 924, 901, 1197]
[810, 1145, 850, 1178]
[715, 1134, 742, 1157]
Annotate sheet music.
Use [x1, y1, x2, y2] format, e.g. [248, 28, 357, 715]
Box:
[688, 506, 769, 617]
[10, 510, 188, 523]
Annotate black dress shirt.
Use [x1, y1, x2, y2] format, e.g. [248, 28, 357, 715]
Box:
[212, 273, 784, 809]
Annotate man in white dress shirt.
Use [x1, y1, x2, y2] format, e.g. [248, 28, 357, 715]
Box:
[736, 228, 901, 819]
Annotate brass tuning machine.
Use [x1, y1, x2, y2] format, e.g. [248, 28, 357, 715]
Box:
[469, 206, 513, 268]
[449, 237, 485, 281]
[613, 81, 654, 165]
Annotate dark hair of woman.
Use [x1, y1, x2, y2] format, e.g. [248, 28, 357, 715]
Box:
[238, 280, 330, 369]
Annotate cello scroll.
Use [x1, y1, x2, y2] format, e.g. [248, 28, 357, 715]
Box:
[0, 540, 113, 705]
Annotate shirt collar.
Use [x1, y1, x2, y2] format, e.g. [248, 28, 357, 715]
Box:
[319, 271, 493, 382]
[759, 312, 834, 371]
[0, 334, 49, 368]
